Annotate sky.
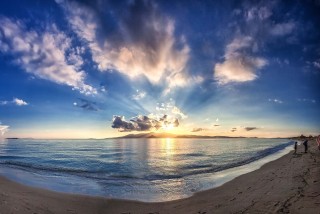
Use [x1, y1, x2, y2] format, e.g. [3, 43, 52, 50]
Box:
[0, 0, 319, 139]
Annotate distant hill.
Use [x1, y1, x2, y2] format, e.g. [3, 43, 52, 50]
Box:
[116, 132, 246, 139]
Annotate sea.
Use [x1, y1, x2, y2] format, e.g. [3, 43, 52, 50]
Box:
[0, 138, 293, 202]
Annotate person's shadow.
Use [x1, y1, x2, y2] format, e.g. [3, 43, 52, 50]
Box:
[292, 153, 302, 158]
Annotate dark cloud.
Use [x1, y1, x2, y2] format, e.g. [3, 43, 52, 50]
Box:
[111, 114, 179, 132]
[244, 127, 259, 131]
[159, 115, 179, 128]
[130, 115, 156, 131]
[173, 118, 179, 127]
[231, 127, 237, 132]
[74, 98, 98, 111]
[111, 116, 136, 132]
[213, 124, 220, 127]
[191, 128, 206, 132]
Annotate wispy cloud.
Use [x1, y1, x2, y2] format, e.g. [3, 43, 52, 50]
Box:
[171, 106, 188, 119]
[164, 74, 204, 95]
[155, 100, 188, 120]
[0, 17, 96, 95]
[313, 60, 320, 69]
[268, 98, 283, 104]
[270, 22, 295, 36]
[214, 36, 267, 84]
[242, 2, 296, 39]
[297, 98, 316, 103]
[57, 0, 196, 91]
[0, 98, 28, 106]
[132, 90, 146, 101]
[246, 6, 272, 21]
[111, 114, 179, 132]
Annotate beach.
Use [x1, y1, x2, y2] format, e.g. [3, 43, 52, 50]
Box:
[0, 140, 319, 214]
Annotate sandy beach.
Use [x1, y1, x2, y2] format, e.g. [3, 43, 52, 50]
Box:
[0, 140, 319, 214]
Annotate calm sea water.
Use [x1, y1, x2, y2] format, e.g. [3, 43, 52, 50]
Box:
[0, 138, 292, 202]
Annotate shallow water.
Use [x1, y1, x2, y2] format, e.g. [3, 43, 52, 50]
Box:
[0, 138, 293, 202]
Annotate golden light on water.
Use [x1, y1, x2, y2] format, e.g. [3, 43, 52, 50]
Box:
[164, 138, 175, 154]
[161, 138, 177, 165]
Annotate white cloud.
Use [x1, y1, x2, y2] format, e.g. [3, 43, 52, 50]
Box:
[0, 98, 28, 106]
[100, 86, 107, 93]
[13, 98, 28, 106]
[154, 100, 188, 120]
[57, 0, 197, 91]
[0, 18, 96, 95]
[0, 123, 9, 136]
[172, 106, 188, 119]
[270, 22, 295, 36]
[214, 36, 267, 84]
[132, 90, 146, 101]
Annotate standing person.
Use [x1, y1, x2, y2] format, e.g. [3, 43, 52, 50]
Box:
[317, 135, 320, 151]
[294, 141, 298, 154]
[303, 140, 308, 153]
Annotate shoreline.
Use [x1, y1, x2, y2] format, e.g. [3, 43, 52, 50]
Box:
[0, 141, 319, 213]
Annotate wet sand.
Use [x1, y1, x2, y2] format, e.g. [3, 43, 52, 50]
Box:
[0, 140, 319, 214]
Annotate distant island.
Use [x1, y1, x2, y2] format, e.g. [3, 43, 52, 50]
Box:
[117, 132, 253, 139]
[117, 133, 318, 139]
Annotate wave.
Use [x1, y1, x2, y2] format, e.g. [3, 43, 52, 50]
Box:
[0, 161, 91, 174]
[0, 155, 26, 159]
[0, 160, 144, 181]
[184, 153, 207, 157]
[143, 141, 294, 180]
[176, 141, 294, 177]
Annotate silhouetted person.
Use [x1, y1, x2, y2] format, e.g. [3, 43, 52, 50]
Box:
[294, 141, 298, 154]
[303, 140, 308, 153]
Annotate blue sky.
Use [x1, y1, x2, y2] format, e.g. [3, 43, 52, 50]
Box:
[0, 0, 319, 138]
